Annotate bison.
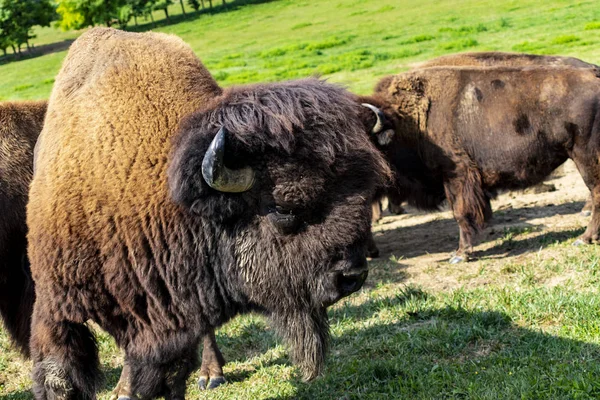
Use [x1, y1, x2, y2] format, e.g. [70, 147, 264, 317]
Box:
[0, 100, 46, 356]
[376, 52, 599, 219]
[361, 64, 600, 263]
[27, 28, 390, 399]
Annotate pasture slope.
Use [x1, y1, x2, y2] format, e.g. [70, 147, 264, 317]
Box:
[3, 0, 600, 399]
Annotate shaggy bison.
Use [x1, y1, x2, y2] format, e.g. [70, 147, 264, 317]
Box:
[28, 28, 390, 399]
[363, 65, 600, 263]
[0, 100, 46, 356]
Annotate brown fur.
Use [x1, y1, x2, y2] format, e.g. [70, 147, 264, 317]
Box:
[370, 65, 600, 260]
[0, 100, 46, 356]
[28, 28, 390, 399]
[416, 51, 597, 69]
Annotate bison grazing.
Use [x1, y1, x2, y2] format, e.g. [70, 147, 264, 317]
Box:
[364, 65, 600, 263]
[28, 27, 390, 399]
[0, 100, 46, 356]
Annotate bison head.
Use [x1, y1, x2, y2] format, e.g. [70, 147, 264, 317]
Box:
[168, 78, 391, 380]
[357, 97, 396, 146]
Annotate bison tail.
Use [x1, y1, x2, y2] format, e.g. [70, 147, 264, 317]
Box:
[0, 252, 35, 358]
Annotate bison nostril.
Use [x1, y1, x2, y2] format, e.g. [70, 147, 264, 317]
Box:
[337, 270, 368, 296]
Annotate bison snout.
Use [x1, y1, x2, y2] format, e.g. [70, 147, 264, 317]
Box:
[337, 269, 368, 297]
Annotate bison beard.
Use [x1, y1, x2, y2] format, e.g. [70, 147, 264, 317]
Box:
[28, 28, 390, 399]
[271, 309, 329, 380]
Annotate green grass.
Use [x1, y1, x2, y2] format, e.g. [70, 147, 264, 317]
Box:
[4, 0, 600, 398]
[2, 0, 600, 100]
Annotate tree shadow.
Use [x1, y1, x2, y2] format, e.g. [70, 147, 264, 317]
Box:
[127, 0, 277, 33]
[374, 200, 588, 261]
[0, 40, 75, 65]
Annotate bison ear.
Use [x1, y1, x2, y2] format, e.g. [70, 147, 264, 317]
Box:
[361, 103, 396, 146]
[168, 126, 249, 222]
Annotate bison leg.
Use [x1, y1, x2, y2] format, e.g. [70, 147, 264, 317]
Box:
[387, 192, 406, 215]
[581, 196, 593, 217]
[366, 231, 380, 259]
[129, 342, 199, 400]
[0, 250, 35, 357]
[198, 330, 226, 390]
[30, 306, 101, 400]
[444, 169, 490, 264]
[569, 147, 600, 245]
[371, 201, 382, 224]
[110, 360, 132, 400]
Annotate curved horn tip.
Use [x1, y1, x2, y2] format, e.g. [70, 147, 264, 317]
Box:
[361, 103, 384, 134]
[201, 127, 255, 193]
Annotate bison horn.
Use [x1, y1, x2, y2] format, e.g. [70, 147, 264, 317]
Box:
[202, 127, 255, 193]
[361, 103, 385, 134]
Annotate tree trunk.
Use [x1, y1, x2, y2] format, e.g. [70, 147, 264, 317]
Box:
[134, 15, 138, 26]
[164, 7, 170, 20]
[179, 0, 187, 15]
[200, 0, 205, 9]
[26, 40, 31, 52]
[222, 0, 226, 5]
[2, 48, 6, 57]
[208, 0, 212, 9]
[150, 12, 155, 26]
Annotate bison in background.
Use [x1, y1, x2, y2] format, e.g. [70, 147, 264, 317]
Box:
[0, 101, 46, 356]
[375, 52, 598, 218]
[363, 65, 600, 263]
[28, 28, 390, 399]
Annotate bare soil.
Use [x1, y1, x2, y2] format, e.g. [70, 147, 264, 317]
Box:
[370, 160, 591, 291]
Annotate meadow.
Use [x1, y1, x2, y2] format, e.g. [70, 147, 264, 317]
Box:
[3, 0, 600, 399]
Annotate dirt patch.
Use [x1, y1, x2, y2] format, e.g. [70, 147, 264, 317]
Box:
[371, 160, 591, 291]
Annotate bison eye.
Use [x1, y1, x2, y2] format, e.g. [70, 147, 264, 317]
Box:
[268, 205, 301, 234]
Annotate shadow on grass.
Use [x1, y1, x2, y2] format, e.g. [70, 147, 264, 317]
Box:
[374, 200, 587, 261]
[0, 40, 75, 66]
[128, 0, 277, 33]
[261, 303, 600, 399]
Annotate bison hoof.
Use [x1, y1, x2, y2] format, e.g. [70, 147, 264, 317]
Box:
[449, 254, 466, 264]
[581, 210, 592, 217]
[198, 376, 226, 390]
[573, 239, 588, 246]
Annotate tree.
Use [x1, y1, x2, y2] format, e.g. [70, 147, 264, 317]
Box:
[0, 0, 56, 54]
[152, 0, 173, 20]
[55, 0, 127, 30]
[187, 0, 200, 12]
[178, 0, 186, 15]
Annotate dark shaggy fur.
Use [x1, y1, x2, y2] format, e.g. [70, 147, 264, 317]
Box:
[28, 28, 390, 399]
[0, 100, 46, 356]
[364, 65, 600, 261]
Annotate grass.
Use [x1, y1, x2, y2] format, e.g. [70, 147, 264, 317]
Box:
[2, 0, 600, 100]
[3, 0, 600, 398]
